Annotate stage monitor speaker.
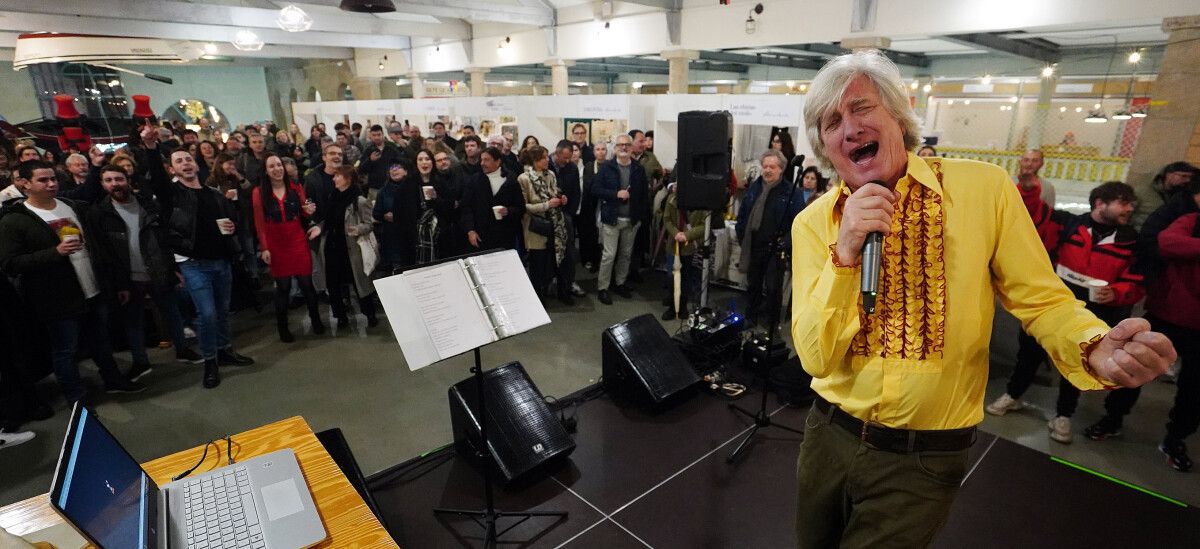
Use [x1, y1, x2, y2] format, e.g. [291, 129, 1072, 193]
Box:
[602, 314, 700, 405]
[677, 110, 733, 211]
[448, 362, 575, 484]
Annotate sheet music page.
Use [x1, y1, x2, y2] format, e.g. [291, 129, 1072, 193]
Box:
[374, 260, 495, 371]
[469, 250, 551, 337]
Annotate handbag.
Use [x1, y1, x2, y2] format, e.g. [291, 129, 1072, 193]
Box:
[528, 213, 555, 237]
[357, 231, 379, 276]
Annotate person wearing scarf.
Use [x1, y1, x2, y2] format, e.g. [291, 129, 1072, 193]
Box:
[314, 165, 378, 330]
[252, 153, 325, 342]
[736, 149, 806, 326]
[518, 145, 568, 299]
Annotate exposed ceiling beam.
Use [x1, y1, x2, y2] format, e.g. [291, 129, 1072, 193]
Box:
[489, 66, 616, 79]
[775, 43, 930, 68]
[941, 33, 1061, 64]
[700, 51, 825, 70]
[299, 0, 553, 27]
[0, 11, 448, 45]
[0, 0, 467, 39]
[608, 0, 676, 8]
[581, 56, 747, 74]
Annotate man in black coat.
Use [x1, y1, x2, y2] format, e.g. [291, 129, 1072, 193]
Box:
[358, 125, 406, 195]
[461, 147, 526, 253]
[88, 164, 200, 379]
[552, 140, 583, 299]
[0, 160, 143, 403]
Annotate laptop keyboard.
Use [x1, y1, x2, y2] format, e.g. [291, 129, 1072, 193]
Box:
[183, 466, 266, 549]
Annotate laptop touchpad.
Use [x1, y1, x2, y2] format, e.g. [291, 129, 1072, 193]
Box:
[260, 479, 304, 521]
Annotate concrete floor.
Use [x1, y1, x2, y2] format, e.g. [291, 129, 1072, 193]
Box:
[3, 269, 1197, 519]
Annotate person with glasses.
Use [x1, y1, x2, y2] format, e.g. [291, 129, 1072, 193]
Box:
[571, 123, 594, 164]
[592, 135, 648, 305]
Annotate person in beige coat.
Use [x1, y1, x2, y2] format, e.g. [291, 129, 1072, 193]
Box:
[518, 145, 569, 299]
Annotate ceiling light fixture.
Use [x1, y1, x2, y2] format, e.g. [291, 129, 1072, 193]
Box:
[744, 3, 763, 34]
[1084, 109, 1108, 123]
[203, 42, 219, 55]
[339, 0, 396, 13]
[498, 36, 511, 50]
[1041, 65, 1054, 78]
[981, 74, 992, 85]
[1131, 108, 1147, 118]
[1111, 109, 1132, 120]
[922, 83, 932, 93]
[947, 99, 954, 105]
[1010, 96, 1019, 103]
[963, 99, 970, 105]
[378, 55, 387, 71]
[231, 30, 264, 51]
[799, 83, 808, 92]
[1075, 106, 1083, 113]
[277, 5, 313, 32]
[1059, 106, 1067, 112]
[910, 80, 918, 90]
[1128, 51, 1141, 64]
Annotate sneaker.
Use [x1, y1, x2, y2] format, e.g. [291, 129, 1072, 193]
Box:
[985, 393, 1024, 416]
[612, 284, 632, 298]
[1159, 438, 1193, 472]
[176, 347, 204, 364]
[217, 349, 255, 366]
[0, 430, 35, 450]
[127, 362, 154, 383]
[661, 307, 677, 321]
[571, 283, 586, 297]
[1048, 416, 1073, 444]
[104, 378, 147, 394]
[1083, 416, 1123, 441]
[597, 290, 612, 305]
[183, 326, 197, 339]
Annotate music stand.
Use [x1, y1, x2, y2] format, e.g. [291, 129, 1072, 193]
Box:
[385, 250, 568, 547]
[726, 177, 802, 463]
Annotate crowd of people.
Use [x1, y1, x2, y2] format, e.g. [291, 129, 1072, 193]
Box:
[0, 106, 1193, 478]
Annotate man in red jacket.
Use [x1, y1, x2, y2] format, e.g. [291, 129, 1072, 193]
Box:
[987, 182, 1143, 444]
[1086, 183, 1200, 472]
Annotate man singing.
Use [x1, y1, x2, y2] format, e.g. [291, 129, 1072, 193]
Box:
[790, 50, 1176, 547]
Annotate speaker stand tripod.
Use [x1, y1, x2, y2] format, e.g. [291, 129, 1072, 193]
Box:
[433, 348, 568, 548]
[726, 179, 802, 464]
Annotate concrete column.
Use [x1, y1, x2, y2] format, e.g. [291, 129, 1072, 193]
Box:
[1028, 76, 1056, 151]
[350, 77, 383, 100]
[914, 76, 930, 121]
[1128, 15, 1200, 194]
[840, 36, 891, 52]
[467, 68, 489, 97]
[661, 49, 699, 94]
[408, 72, 425, 99]
[544, 58, 574, 96]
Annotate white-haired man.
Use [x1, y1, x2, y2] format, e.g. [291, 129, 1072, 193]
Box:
[790, 50, 1176, 547]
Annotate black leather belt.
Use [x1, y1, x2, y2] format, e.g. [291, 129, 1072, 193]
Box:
[812, 396, 976, 453]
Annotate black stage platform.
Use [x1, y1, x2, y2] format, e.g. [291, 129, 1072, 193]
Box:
[368, 384, 1197, 548]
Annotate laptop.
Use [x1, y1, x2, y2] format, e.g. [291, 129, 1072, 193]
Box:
[49, 403, 328, 549]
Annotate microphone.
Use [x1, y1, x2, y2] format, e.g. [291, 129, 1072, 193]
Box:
[861, 180, 887, 314]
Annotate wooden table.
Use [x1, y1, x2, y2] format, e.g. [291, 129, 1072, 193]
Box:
[0, 416, 398, 548]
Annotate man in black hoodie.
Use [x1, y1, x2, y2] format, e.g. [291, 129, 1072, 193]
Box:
[460, 147, 526, 253]
[0, 160, 144, 403]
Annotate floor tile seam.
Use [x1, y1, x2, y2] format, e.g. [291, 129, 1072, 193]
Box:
[606, 517, 655, 548]
[551, 476, 613, 520]
[961, 436, 999, 487]
[551, 516, 611, 549]
[605, 404, 789, 517]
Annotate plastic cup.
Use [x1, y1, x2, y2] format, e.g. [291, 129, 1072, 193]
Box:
[62, 234, 80, 244]
[422, 186, 434, 200]
[216, 218, 234, 235]
[1087, 279, 1109, 302]
[493, 205, 505, 220]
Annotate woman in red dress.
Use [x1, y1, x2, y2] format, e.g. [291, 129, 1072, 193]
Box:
[253, 153, 325, 342]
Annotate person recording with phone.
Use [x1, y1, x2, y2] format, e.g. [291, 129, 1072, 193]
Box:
[789, 50, 1177, 548]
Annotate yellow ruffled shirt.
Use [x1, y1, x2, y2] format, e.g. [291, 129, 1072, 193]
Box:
[790, 153, 1112, 430]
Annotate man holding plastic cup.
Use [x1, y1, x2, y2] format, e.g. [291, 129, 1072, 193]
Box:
[0, 160, 144, 403]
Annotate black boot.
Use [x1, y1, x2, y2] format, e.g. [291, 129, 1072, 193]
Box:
[203, 360, 220, 389]
[308, 303, 326, 335]
[277, 320, 295, 343]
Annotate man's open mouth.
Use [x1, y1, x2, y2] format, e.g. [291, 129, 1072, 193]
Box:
[850, 142, 879, 165]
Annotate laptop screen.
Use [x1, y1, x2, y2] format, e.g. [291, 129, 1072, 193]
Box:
[50, 404, 160, 549]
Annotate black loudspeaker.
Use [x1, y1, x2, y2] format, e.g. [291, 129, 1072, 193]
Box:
[602, 314, 701, 405]
[677, 110, 733, 211]
[448, 362, 575, 484]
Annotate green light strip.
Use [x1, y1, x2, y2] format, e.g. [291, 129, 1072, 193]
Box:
[1050, 456, 1188, 508]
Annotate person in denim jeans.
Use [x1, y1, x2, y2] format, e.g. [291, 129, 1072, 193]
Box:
[140, 127, 254, 389]
[0, 160, 145, 404]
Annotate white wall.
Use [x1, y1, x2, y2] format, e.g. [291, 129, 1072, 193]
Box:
[0, 61, 41, 123]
